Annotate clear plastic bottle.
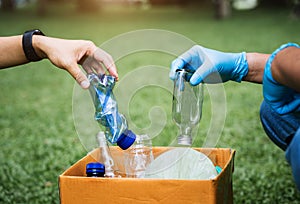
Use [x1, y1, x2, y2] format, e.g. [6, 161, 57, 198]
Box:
[86, 162, 105, 177]
[96, 131, 119, 177]
[172, 69, 203, 146]
[88, 73, 136, 150]
[124, 134, 154, 178]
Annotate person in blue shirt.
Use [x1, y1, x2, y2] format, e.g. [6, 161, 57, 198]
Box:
[0, 30, 118, 89]
[170, 43, 300, 191]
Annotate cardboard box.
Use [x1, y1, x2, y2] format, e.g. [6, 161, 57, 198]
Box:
[59, 147, 235, 204]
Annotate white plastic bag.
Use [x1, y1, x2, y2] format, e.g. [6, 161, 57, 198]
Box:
[145, 148, 218, 180]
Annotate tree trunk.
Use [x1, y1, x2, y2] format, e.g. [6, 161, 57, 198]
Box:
[1, 0, 15, 11]
[214, 0, 231, 19]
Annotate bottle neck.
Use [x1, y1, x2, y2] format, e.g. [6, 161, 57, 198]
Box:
[179, 126, 192, 137]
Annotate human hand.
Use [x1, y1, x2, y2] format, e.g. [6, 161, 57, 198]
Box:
[33, 36, 118, 89]
[263, 44, 300, 115]
[169, 45, 249, 85]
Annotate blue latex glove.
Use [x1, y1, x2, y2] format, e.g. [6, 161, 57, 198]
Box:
[170, 45, 249, 85]
[263, 43, 300, 115]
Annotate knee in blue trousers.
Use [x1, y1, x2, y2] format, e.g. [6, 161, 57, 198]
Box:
[260, 101, 300, 191]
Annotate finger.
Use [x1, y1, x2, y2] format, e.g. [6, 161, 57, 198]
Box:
[66, 63, 90, 89]
[90, 60, 105, 75]
[81, 56, 92, 73]
[170, 46, 199, 80]
[190, 59, 213, 85]
[81, 55, 100, 75]
[93, 49, 119, 80]
[170, 58, 185, 80]
[82, 63, 94, 75]
[179, 46, 196, 61]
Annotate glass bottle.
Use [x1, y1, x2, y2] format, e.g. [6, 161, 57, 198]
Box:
[172, 69, 204, 146]
[88, 73, 136, 150]
[124, 134, 154, 178]
[96, 131, 118, 177]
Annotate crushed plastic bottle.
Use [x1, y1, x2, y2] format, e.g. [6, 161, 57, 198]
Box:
[88, 73, 136, 150]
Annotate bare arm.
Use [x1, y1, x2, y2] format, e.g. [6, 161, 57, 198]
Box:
[271, 46, 300, 92]
[0, 35, 118, 89]
[0, 35, 28, 68]
[243, 47, 300, 89]
[243, 53, 270, 84]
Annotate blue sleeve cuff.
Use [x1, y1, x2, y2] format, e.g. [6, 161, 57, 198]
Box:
[234, 51, 249, 82]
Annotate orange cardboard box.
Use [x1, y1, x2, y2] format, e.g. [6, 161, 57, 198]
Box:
[59, 147, 235, 204]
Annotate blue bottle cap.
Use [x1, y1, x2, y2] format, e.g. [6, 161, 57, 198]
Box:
[117, 129, 136, 150]
[86, 162, 105, 174]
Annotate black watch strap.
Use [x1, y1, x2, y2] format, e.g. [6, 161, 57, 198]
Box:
[22, 29, 45, 62]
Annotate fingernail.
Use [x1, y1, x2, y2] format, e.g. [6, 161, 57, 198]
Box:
[189, 76, 197, 86]
[80, 80, 90, 89]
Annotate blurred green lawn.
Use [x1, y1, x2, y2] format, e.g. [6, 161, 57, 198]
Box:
[1, 2, 300, 203]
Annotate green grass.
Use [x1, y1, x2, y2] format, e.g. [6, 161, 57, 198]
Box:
[1, 2, 300, 203]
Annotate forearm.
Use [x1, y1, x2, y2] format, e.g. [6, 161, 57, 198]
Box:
[0, 32, 118, 89]
[243, 52, 270, 83]
[272, 46, 300, 92]
[0, 35, 29, 68]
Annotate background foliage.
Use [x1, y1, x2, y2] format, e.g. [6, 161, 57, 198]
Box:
[0, 1, 300, 203]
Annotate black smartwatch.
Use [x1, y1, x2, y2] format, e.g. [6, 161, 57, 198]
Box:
[22, 29, 45, 62]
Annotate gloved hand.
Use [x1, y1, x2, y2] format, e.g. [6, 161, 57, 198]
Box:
[169, 45, 249, 85]
[263, 43, 300, 115]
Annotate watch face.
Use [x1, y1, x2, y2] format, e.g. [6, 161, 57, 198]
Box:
[25, 29, 45, 36]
